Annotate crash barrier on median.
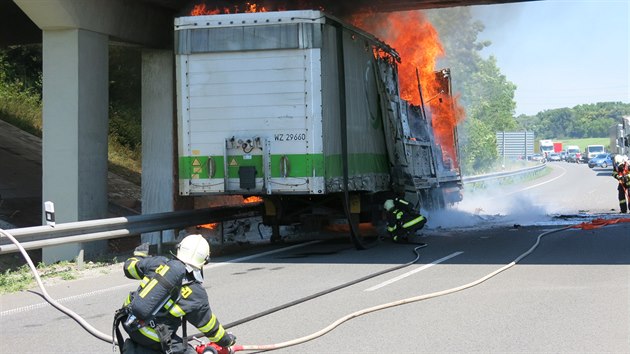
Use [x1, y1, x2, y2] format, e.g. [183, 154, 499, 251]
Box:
[461, 163, 547, 185]
[0, 204, 262, 254]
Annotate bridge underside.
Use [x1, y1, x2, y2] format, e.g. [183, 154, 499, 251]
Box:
[2, 0, 535, 47]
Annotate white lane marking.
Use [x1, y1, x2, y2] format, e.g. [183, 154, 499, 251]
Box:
[1, 241, 320, 316]
[0, 283, 135, 317]
[364, 251, 464, 292]
[505, 165, 567, 195]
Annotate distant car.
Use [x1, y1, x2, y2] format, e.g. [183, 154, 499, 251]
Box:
[588, 153, 613, 168]
[529, 154, 546, 163]
[560, 151, 568, 161]
[548, 153, 561, 162]
[566, 153, 580, 163]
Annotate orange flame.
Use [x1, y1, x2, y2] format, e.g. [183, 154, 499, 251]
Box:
[198, 222, 218, 230]
[243, 196, 263, 203]
[191, 4, 220, 15]
[190, 2, 268, 15]
[245, 3, 267, 13]
[350, 11, 465, 169]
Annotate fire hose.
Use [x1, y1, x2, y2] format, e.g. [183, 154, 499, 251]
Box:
[204, 218, 630, 352]
[2, 218, 630, 352]
[0, 228, 117, 345]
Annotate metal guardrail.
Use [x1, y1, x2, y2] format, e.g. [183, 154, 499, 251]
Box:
[0, 204, 262, 254]
[0, 164, 546, 254]
[461, 163, 547, 184]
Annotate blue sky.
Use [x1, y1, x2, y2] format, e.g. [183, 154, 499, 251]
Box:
[469, 0, 629, 116]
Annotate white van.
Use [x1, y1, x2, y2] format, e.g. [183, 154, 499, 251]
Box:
[584, 145, 605, 162]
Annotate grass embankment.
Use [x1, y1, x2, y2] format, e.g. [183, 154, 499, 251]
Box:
[0, 81, 142, 185]
[0, 77, 141, 293]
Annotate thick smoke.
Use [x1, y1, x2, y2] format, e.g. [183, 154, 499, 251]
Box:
[422, 179, 554, 230]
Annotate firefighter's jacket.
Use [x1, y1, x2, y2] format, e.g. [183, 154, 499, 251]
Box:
[613, 163, 630, 187]
[122, 255, 231, 347]
[386, 198, 426, 236]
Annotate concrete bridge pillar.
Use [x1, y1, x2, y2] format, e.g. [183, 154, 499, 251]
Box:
[41, 29, 109, 264]
[14, 0, 176, 262]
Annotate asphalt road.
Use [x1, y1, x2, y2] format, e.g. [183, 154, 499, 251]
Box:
[1, 161, 628, 353]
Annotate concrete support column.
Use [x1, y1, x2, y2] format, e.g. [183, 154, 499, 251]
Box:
[42, 29, 109, 264]
[141, 49, 176, 244]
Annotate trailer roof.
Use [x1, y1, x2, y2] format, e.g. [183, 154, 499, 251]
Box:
[174, 10, 399, 62]
[174, 10, 326, 28]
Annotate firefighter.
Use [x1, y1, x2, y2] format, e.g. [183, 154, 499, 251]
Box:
[383, 197, 427, 243]
[613, 155, 630, 213]
[116, 234, 236, 354]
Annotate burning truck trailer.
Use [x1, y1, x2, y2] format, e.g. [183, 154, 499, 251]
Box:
[174, 10, 463, 244]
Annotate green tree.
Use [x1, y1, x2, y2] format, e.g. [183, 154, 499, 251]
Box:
[0, 45, 42, 94]
[517, 102, 630, 139]
[458, 116, 498, 172]
[427, 8, 518, 173]
[466, 56, 517, 132]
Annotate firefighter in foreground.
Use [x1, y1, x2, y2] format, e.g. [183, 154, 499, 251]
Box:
[613, 155, 630, 213]
[114, 234, 236, 354]
[383, 197, 428, 243]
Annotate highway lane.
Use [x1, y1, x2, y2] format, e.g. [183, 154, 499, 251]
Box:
[1, 162, 628, 353]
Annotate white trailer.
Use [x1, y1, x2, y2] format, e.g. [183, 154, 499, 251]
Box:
[174, 10, 463, 243]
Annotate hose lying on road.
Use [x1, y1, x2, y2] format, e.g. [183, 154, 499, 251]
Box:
[220, 242, 427, 330]
[0, 228, 118, 346]
[228, 226, 569, 352]
[229, 217, 628, 352]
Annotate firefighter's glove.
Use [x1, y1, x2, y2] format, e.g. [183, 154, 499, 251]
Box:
[217, 332, 237, 347]
[133, 243, 150, 257]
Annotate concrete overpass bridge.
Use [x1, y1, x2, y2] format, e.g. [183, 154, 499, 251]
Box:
[1, 0, 534, 263]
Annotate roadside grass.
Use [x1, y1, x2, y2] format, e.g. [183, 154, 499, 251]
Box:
[0, 258, 120, 294]
[0, 82, 42, 136]
[558, 138, 610, 151]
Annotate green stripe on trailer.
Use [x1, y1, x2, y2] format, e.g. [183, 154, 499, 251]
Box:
[179, 153, 388, 180]
[179, 154, 321, 179]
[179, 156, 224, 179]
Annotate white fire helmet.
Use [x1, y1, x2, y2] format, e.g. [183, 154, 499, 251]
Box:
[384, 199, 395, 211]
[176, 234, 210, 270]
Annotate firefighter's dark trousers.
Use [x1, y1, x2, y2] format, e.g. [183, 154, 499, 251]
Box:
[618, 184, 628, 213]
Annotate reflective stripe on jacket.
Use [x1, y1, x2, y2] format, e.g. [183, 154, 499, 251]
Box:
[122, 256, 230, 346]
